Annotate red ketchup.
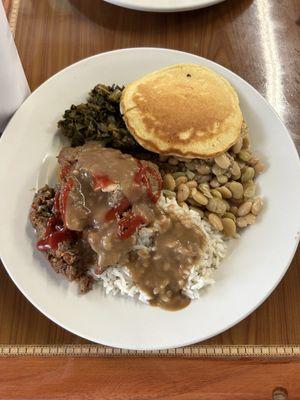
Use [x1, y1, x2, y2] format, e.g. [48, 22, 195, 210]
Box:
[105, 197, 131, 222]
[92, 173, 113, 191]
[105, 197, 145, 239]
[134, 160, 162, 203]
[36, 215, 74, 252]
[38, 159, 157, 250]
[37, 173, 75, 252]
[103, 160, 162, 239]
[60, 165, 71, 180]
[117, 211, 145, 239]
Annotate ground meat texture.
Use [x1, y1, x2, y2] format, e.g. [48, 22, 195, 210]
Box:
[30, 185, 56, 236]
[30, 185, 94, 293]
[47, 241, 93, 293]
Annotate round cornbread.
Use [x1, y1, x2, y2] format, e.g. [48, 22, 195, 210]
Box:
[121, 64, 243, 158]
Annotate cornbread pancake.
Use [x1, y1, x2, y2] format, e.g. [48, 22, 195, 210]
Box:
[121, 64, 243, 158]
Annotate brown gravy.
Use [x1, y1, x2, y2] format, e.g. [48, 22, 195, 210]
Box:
[128, 212, 205, 310]
[58, 143, 206, 310]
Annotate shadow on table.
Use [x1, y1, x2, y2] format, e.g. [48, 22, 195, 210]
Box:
[69, 0, 253, 33]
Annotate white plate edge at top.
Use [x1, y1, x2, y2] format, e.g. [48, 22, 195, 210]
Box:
[102, 0, 226, 12]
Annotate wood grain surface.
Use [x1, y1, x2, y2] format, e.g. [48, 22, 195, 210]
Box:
[2, 0, 21, 34]
[0, 0, 299, 348]
[0, 357, 299, 399]
[2, 0, 10, 13]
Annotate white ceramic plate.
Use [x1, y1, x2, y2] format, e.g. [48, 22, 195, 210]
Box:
[0, 48, 299, 350]
[103, 0, 225, 12]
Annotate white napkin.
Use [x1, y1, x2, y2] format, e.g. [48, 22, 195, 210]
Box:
[0, 1, 30, 133]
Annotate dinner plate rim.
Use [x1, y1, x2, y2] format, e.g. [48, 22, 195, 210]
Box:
[102, 0, 226, 12]
[0, 47, 299, 350]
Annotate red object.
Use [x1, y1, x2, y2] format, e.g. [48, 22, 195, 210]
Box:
[105, 197, 143, 239]
[117, 211, 145, 239]
[105, 197, 131, 222]
[53, 192, 60, 214]
[60, 165, 71, 180]
[37, 182, 76, 252]
[60, 177, 74, 223]
[36, 215, 74, 251]
[43, 215, 61, 237]
[134, 160, 162, 203]
[92, 174, 113, 191]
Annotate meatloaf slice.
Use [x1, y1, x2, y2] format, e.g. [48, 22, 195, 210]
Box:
[30, 185, 93, 293]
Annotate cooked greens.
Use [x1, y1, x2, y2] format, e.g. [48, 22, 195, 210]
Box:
[58, 84, 142, 151]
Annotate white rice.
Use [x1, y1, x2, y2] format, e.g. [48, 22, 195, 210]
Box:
[93, 196, 227, 304]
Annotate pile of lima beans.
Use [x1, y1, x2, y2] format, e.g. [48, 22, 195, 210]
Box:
[160, 123, 266, 237]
